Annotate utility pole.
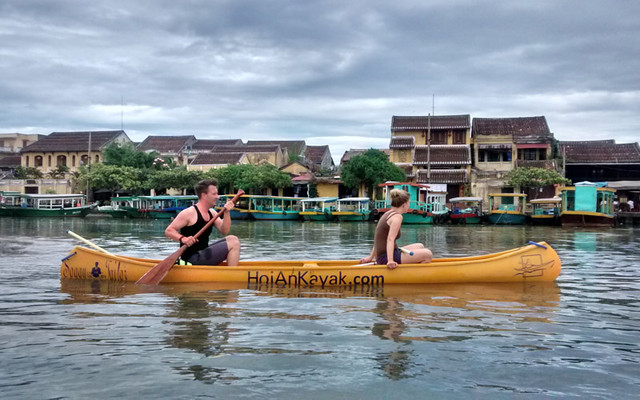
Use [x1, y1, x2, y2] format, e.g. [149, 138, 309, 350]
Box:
[426, 113, 431, 183]
[86, 131, 92, 202]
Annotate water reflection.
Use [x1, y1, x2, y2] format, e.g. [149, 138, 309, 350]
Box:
[372, 297, 412, 380]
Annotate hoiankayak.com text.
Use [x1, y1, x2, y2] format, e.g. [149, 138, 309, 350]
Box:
[247, 270, 384, 287]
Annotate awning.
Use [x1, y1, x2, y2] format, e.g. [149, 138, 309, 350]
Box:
[477, 143, 512, 149]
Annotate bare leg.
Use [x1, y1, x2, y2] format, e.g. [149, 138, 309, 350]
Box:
[225, 235, 241, 266]
[401, 246, 432, 264]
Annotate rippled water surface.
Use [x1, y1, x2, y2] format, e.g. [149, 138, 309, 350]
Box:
[0, 217, 638, 399]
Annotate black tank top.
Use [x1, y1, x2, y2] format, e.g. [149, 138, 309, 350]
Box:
[180, 205, 215, 260]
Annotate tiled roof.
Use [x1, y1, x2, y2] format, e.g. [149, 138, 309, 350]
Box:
[339, 149, 367, 164]
[192, 139, 243, 151]
[21, 130, 127, 153]
[472, 116, 552, 143]
[212, 144, 281, 153]
[246, 140, 306, 155]
[416, 169, 469, 184]
[305, 145, 331, 164]
[390, 136, 415, 149]
[0, 155, 21, 167]
[413, 145, 471, 165]
[559, 140, 640, 164]
[191, 152, 245, 165]
[391, 115, 471, 131]
[137, 135, 196, 153]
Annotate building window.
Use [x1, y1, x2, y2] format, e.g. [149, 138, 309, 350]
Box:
[518, 149, 540, 160]
[452, 131, 466, 144]
[479, 149, 511, 162]
[35, 156, 43, 167]
[48, 155, 52, 167]
[72, 155, 76, 167]
[80, 155, 89, 165]
[57, 155, 67, 167]
[26, 156, 29, 167]
[429, 132, 446, 144]
[95, 154, 100, 163]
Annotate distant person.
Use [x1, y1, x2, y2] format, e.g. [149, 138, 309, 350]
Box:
[629, 199, 635, 211]
[360, 189, 432, 269]
[165, 179, 240, 266]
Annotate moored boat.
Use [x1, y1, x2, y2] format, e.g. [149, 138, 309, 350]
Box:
[249, 195, 301, 220]
[0, 193, 95, 217]
[449, 197, 483, 224]
[333, 197, 371, 221]
[559, 182, 616, 227]
[300, 197, 338, 221]
[373, 182, 449, 224]
[487, 193, 527, 225]
[529, 197, 561, 226]
[216, 194, 253, 220]
[60, 241, 561, 284]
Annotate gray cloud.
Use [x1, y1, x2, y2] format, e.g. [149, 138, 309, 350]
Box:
[1, 0, 638, 162]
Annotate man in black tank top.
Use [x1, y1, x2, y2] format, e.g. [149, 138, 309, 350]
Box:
[165, 179, 241, 266]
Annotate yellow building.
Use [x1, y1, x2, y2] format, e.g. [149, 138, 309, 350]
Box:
[20, 130, 132, 174]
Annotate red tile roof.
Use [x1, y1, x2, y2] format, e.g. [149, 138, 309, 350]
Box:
[192, 139, 243, 151]
[246, 140, 306, 155]
[416, 169, 469, 184]
[137, 135, 196, 153]
[390, 136, 415, 149]
[472, 116, 552, 143]
[0, 155, 21, 167]
[414, 145, 471, 166]
[212, 144, 281, 153]
[191, 152, 245, 165]
[21, 130, 127, 153]
[339, 149, 367, 164]
[305, 145, 331, 164]
[392, 115, 471, 131]
[559, 140, 640, 164]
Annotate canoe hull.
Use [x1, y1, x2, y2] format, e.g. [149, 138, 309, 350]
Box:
[60, 242, 561, 285]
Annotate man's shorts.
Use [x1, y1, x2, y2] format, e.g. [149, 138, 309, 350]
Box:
[184, 238, 229, 266]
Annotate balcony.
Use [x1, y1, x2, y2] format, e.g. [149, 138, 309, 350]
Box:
[515, 159, 557, 169]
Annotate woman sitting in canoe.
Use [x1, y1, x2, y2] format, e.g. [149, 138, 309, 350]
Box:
[360, 189, 432, 269]
[165, 179, 241, 266]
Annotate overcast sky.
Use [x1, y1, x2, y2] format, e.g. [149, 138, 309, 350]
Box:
[1, 0, 638, 163]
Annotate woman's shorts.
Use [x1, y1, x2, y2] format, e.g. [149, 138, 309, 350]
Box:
[185, 238, 229, 266]
[376, 248, 402, 265]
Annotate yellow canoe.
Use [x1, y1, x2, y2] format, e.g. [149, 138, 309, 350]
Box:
[60, 241, 561, 285]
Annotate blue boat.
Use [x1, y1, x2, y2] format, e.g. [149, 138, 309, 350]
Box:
[249, 196, 302, 220]
[487, 193, 527, 225]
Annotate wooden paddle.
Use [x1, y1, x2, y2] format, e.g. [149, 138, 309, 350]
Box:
[136, 189, 244, 285]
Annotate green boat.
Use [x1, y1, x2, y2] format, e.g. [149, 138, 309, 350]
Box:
[300, 197, 338, 221]
[0, 193, 95, 217]
[372, 182, 449, 224]
[449, 197, 484, 224]
[487, 193, 527, 225]
[137, 195, 198, 219]
[333, 197, 371, 221]
[559, 182, 616, 227]
[249, 195, 302, 220]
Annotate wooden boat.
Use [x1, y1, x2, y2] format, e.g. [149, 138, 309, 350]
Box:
[373, 182, 449, 224]
[216, 194, 253, 220]
[0, 193, 94, 217]
[300, 197, 338, 221]
[529, 197, 561, 226]
[136, 195, 198, 219]
[487, 193, 527, 225]
[559, 183, 616, 227]
[96, 196, 137, 218]
[333, 197, 371, 221]
[248, 195, 301, 220]
[60, 241, 561, 285]
[449, 197, 483, 224]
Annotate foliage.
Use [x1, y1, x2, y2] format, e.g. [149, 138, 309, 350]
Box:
[503, 167, 571, 189]
[15, 166, 43, 179]
[87, 164, 141, 195]
[208, 164, 291, 194]
[340, 149, 406, 197]
[145, 168, 204, 193]
[308, 184, 318, 198]
[47, 165, 69, 179]
[102, 142, 160, 169]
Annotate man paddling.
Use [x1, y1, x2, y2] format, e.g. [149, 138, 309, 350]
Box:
[165, 179, 241, 266]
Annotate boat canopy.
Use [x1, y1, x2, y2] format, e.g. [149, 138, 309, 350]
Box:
[450, 197, 482, 202]
[529, 197, 561, 204]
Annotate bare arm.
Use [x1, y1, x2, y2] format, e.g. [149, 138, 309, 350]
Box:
[386, 214, 402, 269]
[213, 200, 234, 235]
[165, 208, 197, 246]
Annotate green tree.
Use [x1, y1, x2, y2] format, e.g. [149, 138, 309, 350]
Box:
[503, 167, 571, 198]
[206, 164, 292, 194]
[47, 165, 69, 179]
[87, 164, 141, 196]
[102, 142, 159, 169]
[340, 149, 406, 198]
[15, 166, 43, 179]
[146, 168, 204, 194]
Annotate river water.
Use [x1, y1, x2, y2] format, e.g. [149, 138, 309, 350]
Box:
[0, 217, 638, 399]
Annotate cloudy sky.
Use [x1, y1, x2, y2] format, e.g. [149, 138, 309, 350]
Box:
[1, 0, 638, 163]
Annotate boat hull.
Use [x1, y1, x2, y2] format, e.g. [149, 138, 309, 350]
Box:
[1, 205, 94, 217]
[450, 214, 482, 224]
[332, 211, 371, 222]
[251, 211, 300, 220]
[488, 211, 527, 225]
[60, 242, 561, 285]
[300, 211, 333, 221]
[560, 211, 615, 227]
[530, 215, 560, 226]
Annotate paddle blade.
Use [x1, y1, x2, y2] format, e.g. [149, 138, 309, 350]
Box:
[136, 247, 185, 285]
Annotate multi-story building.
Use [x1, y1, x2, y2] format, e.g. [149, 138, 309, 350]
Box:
[389, 114, 472, 199]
